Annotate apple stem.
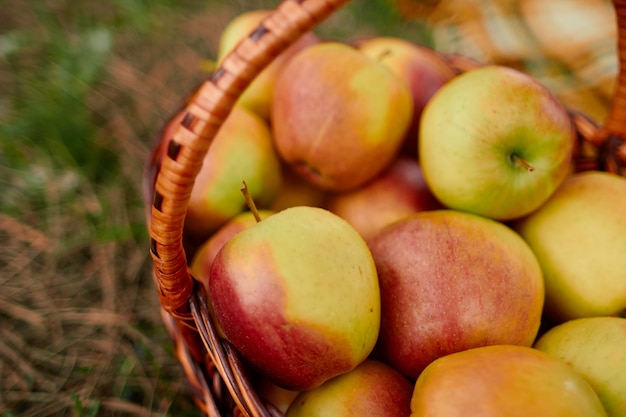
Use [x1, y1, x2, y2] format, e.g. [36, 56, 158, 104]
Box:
[511, 154, 535, 172]
[241, 180, 262, 222]
[376, 48, 392, 62]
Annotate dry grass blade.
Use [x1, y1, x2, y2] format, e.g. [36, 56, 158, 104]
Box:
[0, 0, 232, 413]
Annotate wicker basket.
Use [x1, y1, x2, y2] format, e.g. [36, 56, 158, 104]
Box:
[143, 1, 626, 416]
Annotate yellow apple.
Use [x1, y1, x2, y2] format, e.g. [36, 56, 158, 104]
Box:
[534, 316, 626, 417]
[217, 10, 319, 120]
[184, 106, 282, 238]
[514, 171, 626, 321]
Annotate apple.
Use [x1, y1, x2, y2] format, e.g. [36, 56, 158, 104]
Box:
[357, 36, 456, 156]
[217, 10, 319, 120]
[189, 209, 276, 288]
[514, 171, 626, 321]
[286, 359, 413, 417]
[256, 378, 300, 415]
[442, 52, 483, 74]
[410, 345, 608, 417]
[534, 316, 626, 417]
[271, 41, 414, 191]
[270, 163, 329, 212]
[326, 156, 442, 241]
[419, 65, 575, 221]
[187, 210, 277, 342]
[184, 105, 282, 238]
[368, 209, 544, 378]
[208, 206, 381, 391]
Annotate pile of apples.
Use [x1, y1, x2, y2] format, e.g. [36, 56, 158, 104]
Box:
[163, 9, 626, 417]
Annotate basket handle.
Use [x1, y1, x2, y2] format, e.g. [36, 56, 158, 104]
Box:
[591, 0, 626, 173]
[148, 0, 351, 317]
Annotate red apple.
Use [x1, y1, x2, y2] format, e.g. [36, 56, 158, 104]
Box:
[286, 359, 413, 417]
[368, 209, 544, 378]
[326, 156, 442, 241]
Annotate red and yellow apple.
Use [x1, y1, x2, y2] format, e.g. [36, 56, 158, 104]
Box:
[411, 345, 608, 417]
[209, 206, 380, 391]
[271, 41, 413, 191]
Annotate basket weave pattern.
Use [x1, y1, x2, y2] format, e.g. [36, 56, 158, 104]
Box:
[145, 1, 626, 416]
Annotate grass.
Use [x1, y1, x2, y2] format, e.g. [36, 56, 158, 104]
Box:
[0, 1, 431, 415]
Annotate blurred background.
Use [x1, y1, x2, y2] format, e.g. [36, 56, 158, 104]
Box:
[0, 0, 618, 416]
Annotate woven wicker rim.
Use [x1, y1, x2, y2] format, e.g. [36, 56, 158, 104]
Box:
[145, 1, 626, 416]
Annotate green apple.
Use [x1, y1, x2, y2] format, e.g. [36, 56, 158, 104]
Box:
[286, 359, 413, 417]
[419, 65, 574, 221]
[271, 41, 414, 191]
[216, 10, 319, 120]
[368, 209, 544, 378]
[411, 345, 608, 417]
[326, 156, 442, 241]
[358, 36, 456, 156]
[208, 206, 381, 391]
[184, 105, 282, 238]
[534, 316, 626, 417]
[514, 171, 626, 321]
